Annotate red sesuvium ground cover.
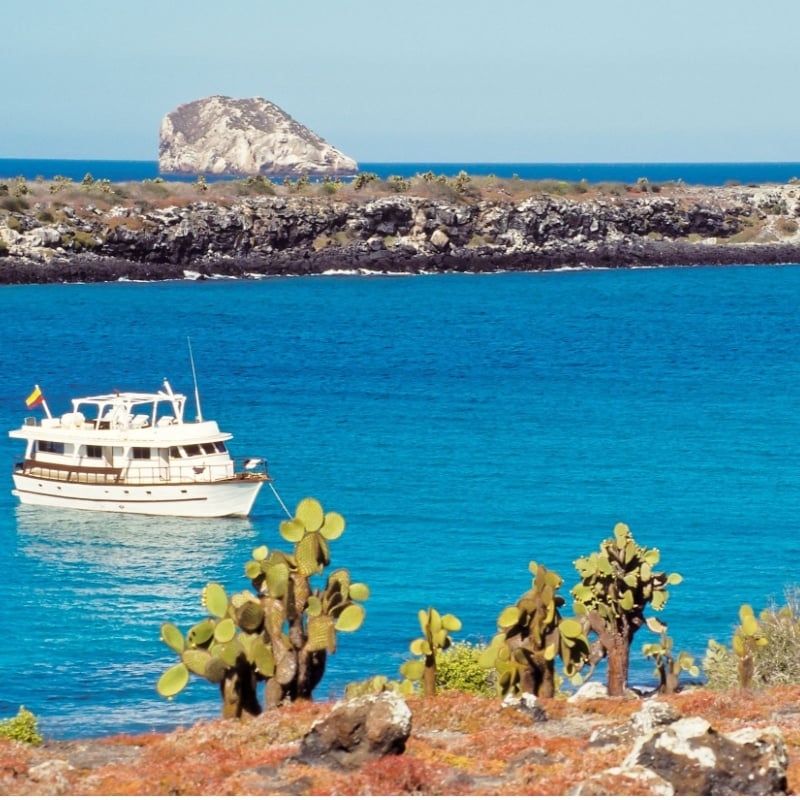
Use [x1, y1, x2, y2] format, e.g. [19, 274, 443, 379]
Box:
[3, 687, 800, 795]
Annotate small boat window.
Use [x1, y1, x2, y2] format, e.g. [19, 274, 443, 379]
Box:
[37, 440, 66, 455]
[214, 441, 227, 453]
[201, 443, 217, 455]
[132, 447, 152, 460]
[184, 444, 202, 457]
[84, 445, 102, 459]
[169, 447, 181, 458]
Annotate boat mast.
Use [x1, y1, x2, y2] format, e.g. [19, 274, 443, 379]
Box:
[187, 337, 203, 422]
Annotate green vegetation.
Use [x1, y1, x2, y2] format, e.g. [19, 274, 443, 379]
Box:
[642, 626, 699, 694]
[571, 522, 682, 695]
[13, 177, 29, 197]
[479, 562, 589, 699]
[2, 197, 29, 213]
[435, 642, 496, 696]
[702, 599, 795, 691]
[400, 607, 462, 696]
[157, 498, 369, 717]
[0, 707, 42, 745]
[60, 230, 98, 251]
[152, 499, 800, 719]
[286, 173, 310, 193]
[48, 175, 74, 194]
[238, 175, 276, 196]
[352, 171, 379, 190]
[385, 175, 411, 193]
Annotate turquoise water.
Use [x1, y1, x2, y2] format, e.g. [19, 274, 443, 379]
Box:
[1, 266, 799, 738]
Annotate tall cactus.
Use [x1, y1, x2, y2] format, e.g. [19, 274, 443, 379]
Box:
[732, 604, 768, 689]
[156, 497, 369, 717]
[400, 607, 462, 696]
[571, 522, 682, 696]
[479, 562, 590, 698]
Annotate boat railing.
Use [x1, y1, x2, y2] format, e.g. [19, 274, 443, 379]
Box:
[19, 459, 123, 485]
[235, 457, 270, 480]
[18, 457, 270, 485]
[122, 464, 237, 484]
[19, 460, 241, 485]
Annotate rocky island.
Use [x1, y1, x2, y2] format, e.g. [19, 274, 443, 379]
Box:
[1, 171, 800, 284]
[158, 96, 358, 178]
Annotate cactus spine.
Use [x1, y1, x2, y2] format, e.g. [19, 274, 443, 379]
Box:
[479, 562, 590, 698]
[571, 522, 682, 696]
[156, 498, 368, 717]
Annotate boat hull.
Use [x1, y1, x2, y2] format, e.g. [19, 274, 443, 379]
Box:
[11, 473, 265, 518]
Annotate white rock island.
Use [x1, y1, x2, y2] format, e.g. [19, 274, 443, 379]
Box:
[158, 95, 358, 177]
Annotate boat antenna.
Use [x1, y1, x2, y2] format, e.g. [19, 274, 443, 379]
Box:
[187, 337, 203, 422]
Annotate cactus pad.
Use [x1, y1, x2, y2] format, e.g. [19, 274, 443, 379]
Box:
[157, 663, 189, 698]
[160, 622, 184, 655]
[295, 498, 324, 531]
[202, 582, 229, 618]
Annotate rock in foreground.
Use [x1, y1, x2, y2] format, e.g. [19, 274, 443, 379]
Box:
[0, 689, 799, 795]
[297, 693, 412, 770]
[159, 95, 358, 177]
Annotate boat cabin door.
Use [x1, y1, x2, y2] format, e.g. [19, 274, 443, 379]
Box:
[158, 448, 170, 481]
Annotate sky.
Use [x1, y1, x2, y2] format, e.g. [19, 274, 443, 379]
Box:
[4, 0, 799, 163]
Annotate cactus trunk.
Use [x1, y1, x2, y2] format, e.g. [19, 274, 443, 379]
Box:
[296, 647, 327, 700]
[423, 655, 437, 697]
[220, 663, 262, 719]
[526, 656, 556, 699]
[738, 652, 754, 689]
[606, 632, 631, 696]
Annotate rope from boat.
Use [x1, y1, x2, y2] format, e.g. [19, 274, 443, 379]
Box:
[268, 481, 293, 519]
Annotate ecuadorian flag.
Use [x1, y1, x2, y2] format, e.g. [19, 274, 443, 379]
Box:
[25, 385, 44, 408]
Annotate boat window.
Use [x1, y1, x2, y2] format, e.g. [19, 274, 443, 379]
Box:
[169, 447, 181, 459]
[184, 444, 202, 457]
[201, 443, 217, 455]
[132, 447, 152, 460]
[214, 441, 227, 453]
[84, 445, 102, 459]
[37, 440, 65, 455]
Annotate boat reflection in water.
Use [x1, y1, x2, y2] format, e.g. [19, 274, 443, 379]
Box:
[8, 505, 265, 739]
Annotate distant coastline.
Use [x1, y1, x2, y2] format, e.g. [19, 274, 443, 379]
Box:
[2, 170, 800, 283]
[3, 158, 800, 186]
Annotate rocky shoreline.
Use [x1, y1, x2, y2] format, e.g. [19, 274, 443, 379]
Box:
[2, 179, 800, 284]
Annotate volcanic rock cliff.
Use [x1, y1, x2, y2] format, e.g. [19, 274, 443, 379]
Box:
[159, 96, 358, 177]
[2, 180, 800, 283]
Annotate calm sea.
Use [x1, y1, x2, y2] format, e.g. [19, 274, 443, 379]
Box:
[3, 158, 800, 185]
[1, 264, 799, 737]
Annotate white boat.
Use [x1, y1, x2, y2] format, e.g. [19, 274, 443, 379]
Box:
[9, 381, 270, 518]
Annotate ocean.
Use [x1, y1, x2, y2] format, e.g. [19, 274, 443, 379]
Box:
[3, 158, 800, 186]
[1, 265, 799, 740]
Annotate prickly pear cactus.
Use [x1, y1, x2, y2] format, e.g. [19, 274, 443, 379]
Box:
[156, 497, 369, 717]
[400, 607, 462, 696]
[571, 522, 682, 696]
[641, 623, 699, 694]
[732, 603, 768, 689]
[479, 561, 589, 698]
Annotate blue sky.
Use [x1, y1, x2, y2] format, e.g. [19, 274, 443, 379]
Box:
[4, 0, 798, 163]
